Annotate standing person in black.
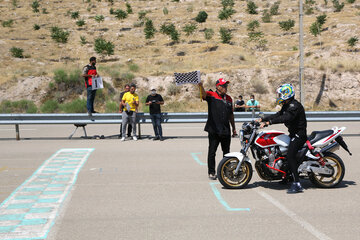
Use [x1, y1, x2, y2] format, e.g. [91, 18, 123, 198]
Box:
[259, 83, 307, 194]
[146, 87, 164, 141]
[198, 78, 237, 180]
[119, 84, 132, 138]
[82, 56, 99, 116]
[234, 95, 245, 112]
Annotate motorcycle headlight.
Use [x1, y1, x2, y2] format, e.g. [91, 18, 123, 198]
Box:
[239, 130, 245, 148]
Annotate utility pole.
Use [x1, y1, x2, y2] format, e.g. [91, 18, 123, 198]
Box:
[299, 0, 305, 105]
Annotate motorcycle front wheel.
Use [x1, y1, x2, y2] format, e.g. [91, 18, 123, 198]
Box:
[217, 157, 253, 189]
[309, 152, 345, 188]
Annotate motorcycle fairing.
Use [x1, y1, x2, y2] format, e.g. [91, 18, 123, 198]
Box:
[224, 152, 252, 163]
[254, 130, 288, 148]
[311, 127, 346, 148]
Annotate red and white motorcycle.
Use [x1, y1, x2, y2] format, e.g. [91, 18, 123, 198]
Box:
[217, 120, 352, 189]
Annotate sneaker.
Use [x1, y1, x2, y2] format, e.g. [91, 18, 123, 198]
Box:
[120, 137, 125, 141]
[133, 136, 138, 141]
[153, 136, 160, 141]
[287, 182, 304, 194]
[87, 111, 92, 117]
[92, 110, 98, 113]
[159, 136, 164, 141]
[208, 173, 217, 180]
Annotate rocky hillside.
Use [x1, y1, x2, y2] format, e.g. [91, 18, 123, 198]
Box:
[0, 0, 359, 112]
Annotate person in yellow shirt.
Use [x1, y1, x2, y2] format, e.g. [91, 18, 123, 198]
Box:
[120, 83, 139, 141]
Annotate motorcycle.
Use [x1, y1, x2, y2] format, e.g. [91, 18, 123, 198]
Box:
[217, 119, 352, 189]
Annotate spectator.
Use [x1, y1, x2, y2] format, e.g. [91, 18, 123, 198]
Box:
[234, 95, 245, 112]
[120, 83, 139, 141]
[198, 78, 236, 180]
[82, 56, 100, 116]
[145, 87, 164, 141]
[246, 94, 260, 112]
[119, 84, 132, 138]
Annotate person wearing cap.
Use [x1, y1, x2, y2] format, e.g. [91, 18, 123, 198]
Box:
[146, 87, 164, 141]
[198, 78, 237, 180]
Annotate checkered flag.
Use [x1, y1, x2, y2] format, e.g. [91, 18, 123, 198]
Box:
[174, 70, 201, 86]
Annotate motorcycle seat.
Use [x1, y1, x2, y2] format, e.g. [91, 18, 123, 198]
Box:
[308, 130, 334, 144]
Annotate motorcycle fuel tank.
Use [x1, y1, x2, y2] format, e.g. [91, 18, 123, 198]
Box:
[255, 131, 290, 148]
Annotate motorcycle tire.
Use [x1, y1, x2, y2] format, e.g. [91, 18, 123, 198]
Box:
[217, 157, 253, 189]
[309, 152, 345, 188]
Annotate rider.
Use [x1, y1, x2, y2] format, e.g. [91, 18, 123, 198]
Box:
[258, 84, 307, 194]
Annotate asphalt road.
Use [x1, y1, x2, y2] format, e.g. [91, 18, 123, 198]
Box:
[0, 122, 359, 240]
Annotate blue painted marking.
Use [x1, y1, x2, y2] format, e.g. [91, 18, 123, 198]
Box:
[15, 195, 38, 200]
[52, 177, 70, 181]
[56, 172, 72, 176]
[37, 175, 54, 179]
[61, 167, 76, 170]
[37, 198, 59, 203]
[0, 226, 16, 233]
[29, 207, 53, 214]
[29, 181, 50, 185]
[209, 183, 250, 212]
[7, 203, 34, 209]
[42, 170, 58, 174]
[64, 164, 78, 166]
[0, 214, 25, 221]
[21, 218, 47, 226]
[47, 184, 65, 188]
[45, 166, 62, 169]
[22, 187, 45, 192]
[42, 191, 63, 195]
[191, 152, 206, 166]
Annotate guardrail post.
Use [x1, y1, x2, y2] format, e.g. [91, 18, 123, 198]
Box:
[15, 124, 20, 141]
[138, 122, 141, 139]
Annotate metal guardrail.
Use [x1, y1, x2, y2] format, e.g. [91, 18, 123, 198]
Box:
[0, 111, 359, 140]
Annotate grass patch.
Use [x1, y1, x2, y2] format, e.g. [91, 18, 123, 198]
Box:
[0, 100, 37, 113]
[60, 98, 86, 113]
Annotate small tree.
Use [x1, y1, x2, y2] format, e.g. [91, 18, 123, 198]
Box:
[316, 14, 327, 26]
[195, 11, 208, 23]
[247, 1, 258, 14]
[219, 27, 232, 44]
[160, 23, 180, 42]
[33, 24, 40, 30]
[114, 10, 128, 19]
[126, 3, 133, 14]
[94, 38, 114, 55]
[183, 23, 197, 36]
[31, 0, 40, 13]
[51, 27, 69, 43]
[309, 22, 321, 37]
[144, 19, 156, 39]
[279, 19, 295, 32]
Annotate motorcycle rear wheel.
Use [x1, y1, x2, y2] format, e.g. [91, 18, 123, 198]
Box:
[217, 157, 253, 189]
[309, 152, 345, 188]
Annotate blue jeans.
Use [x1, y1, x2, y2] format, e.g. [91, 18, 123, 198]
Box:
[86, 86, 97, 113]
[150, 113, 162, 137]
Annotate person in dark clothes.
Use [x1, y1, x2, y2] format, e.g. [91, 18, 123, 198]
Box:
[198, 78, 237, 180]
[82, 57, 100, 116]
[234, 95, 245, 112]
[259, 83, 307, 194]
[145, 87, 165, 141]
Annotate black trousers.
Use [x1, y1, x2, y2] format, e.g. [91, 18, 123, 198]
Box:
[207, 132, 231, 175]
[287, 134, 307, 182]
[120, 123, 132, 137]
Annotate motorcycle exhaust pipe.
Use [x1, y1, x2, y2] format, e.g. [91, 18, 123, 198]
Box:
[320, 142, 339, 153]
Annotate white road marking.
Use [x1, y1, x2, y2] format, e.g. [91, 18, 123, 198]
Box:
[255, 189, 332, 240]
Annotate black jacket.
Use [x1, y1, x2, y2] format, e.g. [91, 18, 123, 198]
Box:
[263, 98, 307, 137]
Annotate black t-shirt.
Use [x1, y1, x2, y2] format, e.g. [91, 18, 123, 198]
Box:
[146, 94, 164, 114]
[205, 90, 233, 136]
[234, 100, 245, 112]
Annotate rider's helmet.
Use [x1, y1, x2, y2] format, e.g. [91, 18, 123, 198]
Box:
[276, 83, 295, 105]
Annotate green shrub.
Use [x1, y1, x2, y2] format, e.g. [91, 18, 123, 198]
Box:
[218, 7, 236, 20]
[80, 36, 87, 45]
[94, 38, 115, 55]
[126, 3, 133, 14]
[316, 14, 327, 26]
[347, 37, 358, 48]
[346, 0, 355, 3]
[0, 100, 37, 113]
[183, 23, 197, 36]
[247, 20, 260, 32]
[42, 8, 48, 14]
[195, 11, 208, 23]
[114, 9, 127, 19]
[163, 7, 169, 15]
[144, 19, 156, 39]
[76, 19, 86, 27]
[31, 0, 40, 13]
[10, 47, 24, 58]
[305, 0, 315, 15]
[33, 24, 40, 30]
[333, 0, 345, 12]
[219, 27, 232, 44]
[51, 27, 69, 43]
[160, 23, 180, 42]
[121, 72, 135, 81]
[41, 99, 59, 113]
[247, 1, 258, 14]
[204, 28, 214, 40]
[279, 19, 295, 31]
[2, 20, 14, 27]
[221, 0, 235, 8]
[262, 10, 271, 23]
[309, 22, 321, 37]
[105, 101, 118, 112]
[270, 1, 280, 15]
[60, 99, 87, 113]
[138, 11, 147, 20]
[53, 69, 82, 87]
[128, 63, 139, 72]
[167, 83, 180, 96]
[94, 15, 105, 23]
